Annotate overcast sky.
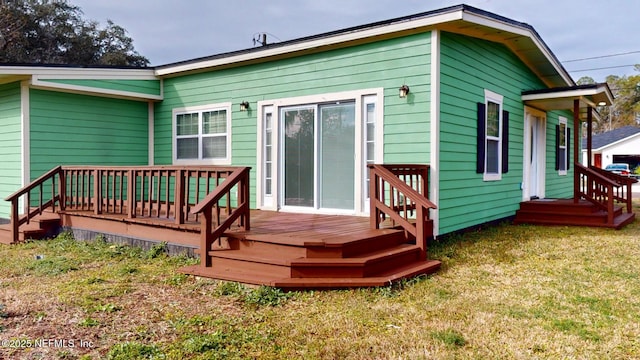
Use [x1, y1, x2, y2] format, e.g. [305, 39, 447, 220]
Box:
[72, 0, 639, 82]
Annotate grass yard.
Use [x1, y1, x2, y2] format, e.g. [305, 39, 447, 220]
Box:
[1, 201, 639, 359]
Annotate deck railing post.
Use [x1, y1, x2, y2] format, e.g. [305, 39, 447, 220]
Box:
[127, 169, 135, 219]
[244, 169, 250, 230]
[626, 182, 633, 213]
[369, 167, 379, 230]
[10, 198, 19, 243]
[200, 206, 213, 268]
[607, 185, 614, 225]
[94, 169, 102, 215]
[175, 169, 185, 224]
[59, 169, 66, 211]
[416, 206, 426, 260]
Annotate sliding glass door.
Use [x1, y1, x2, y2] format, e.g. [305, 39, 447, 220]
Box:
[282, 106, 315, 207]
[320, 102, 355, 209]
[281, 102, 355, 210]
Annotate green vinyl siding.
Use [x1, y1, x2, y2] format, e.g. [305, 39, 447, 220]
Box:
[155, 33, 432, 207]
[438, 31, 565, 235]
[39, 79, 161, 97]
[29, 89, 149, 180]
[0, 82, 23, 218]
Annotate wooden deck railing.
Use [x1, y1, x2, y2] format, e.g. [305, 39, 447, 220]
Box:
[4, 166, 65, 243]
[587, 165, 637, 213]
[576, 163, 627, 225]
[62, 166, 239, 223]
[369, 164, 437, 260]
[4, 165, 249, 243]
[190, 167, 251, 267]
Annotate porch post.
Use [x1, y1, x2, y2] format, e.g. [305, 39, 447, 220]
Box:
[573, 99, 580, 203]
[587, 107, 593, 168]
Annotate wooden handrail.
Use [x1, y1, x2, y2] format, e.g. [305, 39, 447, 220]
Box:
[190, 168, 247, 215]
[4, 166, 64, 243]
[369, 164, 436, 260]
[589, 165, 638, 186]
[588, 165, 637, 214]
[370, 165, 437, 211]
[575, 163, 618, 224]
[191, 167, 251, 267]
[4, 166, 62, 202]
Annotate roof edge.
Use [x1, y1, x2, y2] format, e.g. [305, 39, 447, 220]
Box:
[155, 4, 571, 86]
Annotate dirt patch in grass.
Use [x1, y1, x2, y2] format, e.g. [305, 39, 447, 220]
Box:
[1, 202, 639, 359]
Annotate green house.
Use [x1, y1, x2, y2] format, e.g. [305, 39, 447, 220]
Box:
[0, 4, 631, 245]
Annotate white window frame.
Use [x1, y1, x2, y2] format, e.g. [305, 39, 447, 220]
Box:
[172, 102, 232, 165]
[255, 88, 383, 215]
[558, 116, 568, 175]
[484, 89, 503, 181]
[262, 105, 275, 208]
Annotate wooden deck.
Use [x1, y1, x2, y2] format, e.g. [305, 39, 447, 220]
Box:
[1, 164, 441, 289]
[0, 209, 441, 289]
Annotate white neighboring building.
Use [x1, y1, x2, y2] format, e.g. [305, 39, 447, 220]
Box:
[582, 126, 640, 171]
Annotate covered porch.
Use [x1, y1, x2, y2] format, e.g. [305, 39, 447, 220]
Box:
[515, 83, 637, 228]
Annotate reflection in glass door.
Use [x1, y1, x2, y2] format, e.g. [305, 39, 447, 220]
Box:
[282, 106, 315, 207]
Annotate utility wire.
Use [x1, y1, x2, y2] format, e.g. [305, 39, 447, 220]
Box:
[568, 64, 637, 73]
[564, 50, 640, 63]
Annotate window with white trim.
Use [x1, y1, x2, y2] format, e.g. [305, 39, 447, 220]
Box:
[263, 107, 274, 197]
[481, 90, 504, 181]
[173, 103, 231, 164]
[557, 117, 568, 175]
[363, 96, 377, 201]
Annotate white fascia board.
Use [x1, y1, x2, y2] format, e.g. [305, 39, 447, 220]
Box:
[155, 12, 463, 76]
[522, 92, 598, 108]
[0, 66, 156, 80]
[31, 75, 162, 101]
[522, 86, 611, 102]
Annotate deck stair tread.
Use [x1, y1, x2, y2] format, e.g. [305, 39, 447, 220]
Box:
[275, 260, 442, 288]
[227, 227, 404, 247]
[178, 259, 441, 289]
[207, 249, 297, 266]
[514, 198, 635, 229]
[290, 244, 420, 267]
[0, 211, 62, 243]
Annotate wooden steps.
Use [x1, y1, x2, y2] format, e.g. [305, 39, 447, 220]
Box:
[0, 211, 61, 244]
[514, 199, 636, 229]
[179, 227, 441, 289]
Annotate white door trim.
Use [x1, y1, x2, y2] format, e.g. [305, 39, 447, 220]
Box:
[523, 106, 547, 200]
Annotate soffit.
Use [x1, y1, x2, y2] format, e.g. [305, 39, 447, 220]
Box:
[522, 83, 614, 120]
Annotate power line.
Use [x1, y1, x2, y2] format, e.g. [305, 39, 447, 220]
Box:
[564, 50, 640, 63]
[568, 64, 637, 73]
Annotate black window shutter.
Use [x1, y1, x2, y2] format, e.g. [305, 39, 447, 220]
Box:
[502, 110, 509, 173]
[567, 129, 571, 170]
[555, 125, 560, 171]
[477, 102, 486, 173]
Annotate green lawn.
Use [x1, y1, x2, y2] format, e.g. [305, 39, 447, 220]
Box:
[1, 201, 639, 359]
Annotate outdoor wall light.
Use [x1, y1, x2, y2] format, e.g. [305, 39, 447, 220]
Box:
[597, 101, 607, 106]
[240, 101, 250, 111]
[399, 84, 410, 98]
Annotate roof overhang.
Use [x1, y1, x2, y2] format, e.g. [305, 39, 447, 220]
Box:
[522, 83, 614, 120]
[0, 66, 160, 101]
[155, 5, 573, 87]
